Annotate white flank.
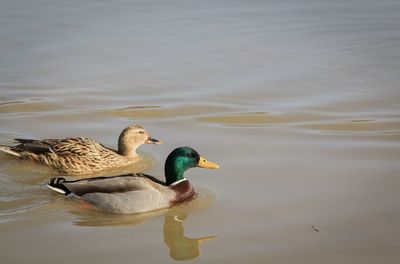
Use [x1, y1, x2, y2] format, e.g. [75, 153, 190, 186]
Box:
[46, 184, 66, 195]
[0, 146, 21, 157]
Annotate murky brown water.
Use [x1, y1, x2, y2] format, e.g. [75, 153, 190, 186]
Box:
[1, 0, 400, 263]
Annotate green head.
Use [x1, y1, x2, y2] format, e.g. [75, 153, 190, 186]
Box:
[164, 147, 219, 185]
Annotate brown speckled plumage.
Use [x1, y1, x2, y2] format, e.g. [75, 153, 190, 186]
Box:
[0, 125, 161, 175]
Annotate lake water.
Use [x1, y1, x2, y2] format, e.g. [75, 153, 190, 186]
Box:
[1, 0, 400, 263]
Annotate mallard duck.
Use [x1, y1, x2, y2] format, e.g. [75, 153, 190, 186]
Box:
[0, 125, 161, 175]
[47, 147, 219, 214]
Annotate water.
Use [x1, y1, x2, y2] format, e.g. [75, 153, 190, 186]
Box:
[1, 0, 400, 263]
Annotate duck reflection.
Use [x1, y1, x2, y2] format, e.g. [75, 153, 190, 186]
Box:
[68, 208, 217, 261]
[63, 185, 217, 261]
[164, 213, 217, 261]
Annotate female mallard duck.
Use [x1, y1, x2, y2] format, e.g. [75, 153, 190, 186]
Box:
[0, 125, 161, 175]
[47, 147, 219, 214]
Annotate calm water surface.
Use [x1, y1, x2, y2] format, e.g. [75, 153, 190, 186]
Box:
[1, 0, 400, 263]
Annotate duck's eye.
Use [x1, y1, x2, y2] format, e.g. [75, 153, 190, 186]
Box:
[187, 153, 196, 158]
[138, 131, 145, 134]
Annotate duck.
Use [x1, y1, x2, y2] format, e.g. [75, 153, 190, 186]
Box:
[46, 147, 219, 214]
[0, 124, 161, 175]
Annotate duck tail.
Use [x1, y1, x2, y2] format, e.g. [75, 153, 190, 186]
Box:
[0, 145, 21, 157]
[47, 178, 71, 196]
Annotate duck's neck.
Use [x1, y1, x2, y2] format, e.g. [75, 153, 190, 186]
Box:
[118, 142, 138, 158]
[164, 162, 185, 186]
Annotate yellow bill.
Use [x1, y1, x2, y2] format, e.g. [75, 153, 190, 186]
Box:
[198, 156, 220, 169]
[198, 235, 218, 244]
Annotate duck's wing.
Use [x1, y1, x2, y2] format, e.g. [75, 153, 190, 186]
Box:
[14, 137, 112, 156]
[47, 174, 158, 195]
[47, 174, 175, 214]
[13, 138, 56, 154]
[0, 138, 55, 157]
[47, 137, 112, 156]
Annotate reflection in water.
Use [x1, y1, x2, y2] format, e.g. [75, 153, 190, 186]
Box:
[1, 0, 399, 262]
[68, 209, 217, 261]
[60, 185, 217, 261]
[164, 213, 217, 261]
